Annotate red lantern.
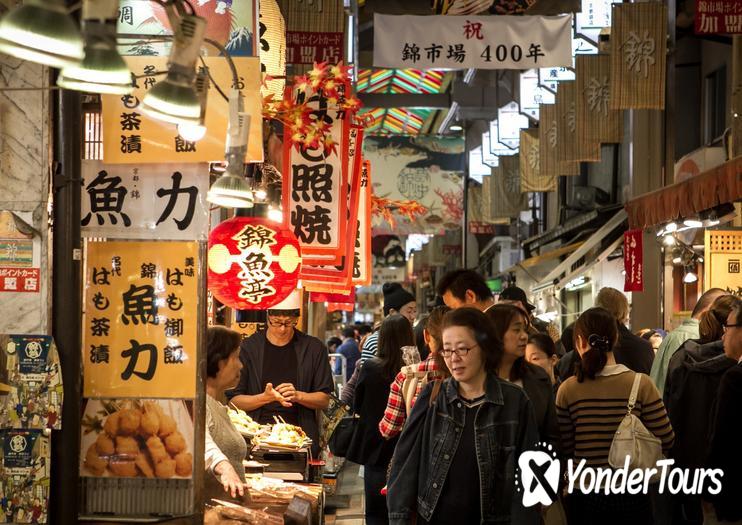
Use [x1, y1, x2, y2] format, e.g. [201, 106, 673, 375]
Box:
[208, 217, 302, 310]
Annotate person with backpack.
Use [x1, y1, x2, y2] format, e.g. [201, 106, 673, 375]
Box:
[379, 306, 451, 440]
[346, 314, 414, 525]
[387, 308, 540, 524]
[556, 307, 674, 525]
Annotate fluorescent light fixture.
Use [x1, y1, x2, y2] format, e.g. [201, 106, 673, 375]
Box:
[0, 0, 84, 68]
[565, 276, 589, 290]
[449, 124, 463, 131]
[141, 14, 207, 126]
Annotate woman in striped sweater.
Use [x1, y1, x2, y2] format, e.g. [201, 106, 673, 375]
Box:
[556, 307, 674, 525]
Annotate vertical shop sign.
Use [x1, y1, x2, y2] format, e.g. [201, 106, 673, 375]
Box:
[576, 54, 623, 144]
[519, 129, 556, 192]
[101, 57, 263, 163]
[352, 160, 373, 286]
[82, 241, 198, 398]
[556, 82, 600, 167]
[81, 161, 209, 240]
[283, 91, 350, 265]
[490, 155, 528, 218]
[539, 104, 578, 179]
[695, 0, 742, 35]
[610, 2, 667, 110]
[624, 229, 644, 292]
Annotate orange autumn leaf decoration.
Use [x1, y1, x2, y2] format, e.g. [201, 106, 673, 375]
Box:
[371, 196, 428, 228]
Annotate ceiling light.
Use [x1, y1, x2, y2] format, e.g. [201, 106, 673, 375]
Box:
[662, 234, 676, 246]
[683, 267, 698, 284]
[665, 221, 678, 233]
[267, 207, 283, 223]
[58, 0, 133, 95]
[141, 14, 206, 126]
[683, 218, 703, 228]
[176, 68, 209, 141]
[0, 0, 84, 68]
[207, 172, 254, 208]
[449, 124, 463, 131]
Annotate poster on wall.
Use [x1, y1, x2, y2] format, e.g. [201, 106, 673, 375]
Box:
[0, 212, 40, 294]
[101, 57, 263, 164]
[82, 241, 198, 399]
[81, 161, 209, 240]
[116, 0, 258, 56]
[0, 335, 63, 430]
[363, 135, 464, 235]
[0, 429, 51, 523]
[705, 230, 742, 295]
[80, 398, 194, 479]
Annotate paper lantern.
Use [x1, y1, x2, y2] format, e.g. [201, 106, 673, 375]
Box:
[208, 217, 301, 310]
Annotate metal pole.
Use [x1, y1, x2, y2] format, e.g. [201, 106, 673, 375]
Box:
[461, 122, 469, 268]
[49, 86, 83, 525]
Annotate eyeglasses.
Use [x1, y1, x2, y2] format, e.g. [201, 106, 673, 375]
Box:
[723, 322, 741, 331]
[439, 345, 478, 358]
[268, 318, 298, 328]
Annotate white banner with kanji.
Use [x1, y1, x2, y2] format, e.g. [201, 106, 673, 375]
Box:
[373, 13, 572, 70]
[81, 161, 209, 240]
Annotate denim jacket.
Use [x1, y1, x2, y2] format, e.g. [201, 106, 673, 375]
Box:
[387, 374, 540, 525]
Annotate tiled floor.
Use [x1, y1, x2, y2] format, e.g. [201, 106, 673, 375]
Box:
[325, 461, 365, 524]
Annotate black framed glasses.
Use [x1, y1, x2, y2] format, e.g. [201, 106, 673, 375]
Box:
[439, 345, 478, 358]
[723, 322, 741, 331]
[268, 318, 298, 328]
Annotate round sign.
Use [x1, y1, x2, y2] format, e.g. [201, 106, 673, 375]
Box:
[207, 217, 302, 310]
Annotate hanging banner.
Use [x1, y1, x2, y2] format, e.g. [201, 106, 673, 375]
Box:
[207, 218, 302, 310]
[704, 230, 742, 295]
[520, 129, 556, 192]
[1, 429, 51, 523]
[80, 398, 194, 480]
[610, 2, 667, 110]
[259, 0, 287, 100]
[82, 241, 198, 399]
[624, 229, 644, 292]
[81, 161, 209, 240]
[557, 82, 600, 167]
[490, 156, 528, 218]
[433, 0, 580, 16]
[576, 54, 623, 144]
[283, 91, 350, 264]
[373, 13, 573, 70]
[467, 183, 485, 226]
[352, 160, 373, 286]
[0, 334, 63, 430]
[278, 0, 346, 67]
[101, 57, 263, 164]
[117, 0, 258, 56]
[695, 0, 742, 35]
[363, 136, 464, 235]
[301, 126, 363, 290]
[539, 104, 559, 180]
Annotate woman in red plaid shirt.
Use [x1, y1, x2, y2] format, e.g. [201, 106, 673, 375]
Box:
[379, 306, 452, 439]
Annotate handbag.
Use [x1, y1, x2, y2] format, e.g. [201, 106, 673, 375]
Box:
[608, 373, 663, 471]
[328, 414, 358, 457]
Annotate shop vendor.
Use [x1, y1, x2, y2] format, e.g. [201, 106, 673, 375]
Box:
[227, 290, 334, 456]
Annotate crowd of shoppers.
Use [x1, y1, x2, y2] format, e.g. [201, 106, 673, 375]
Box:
[321, 269, 740, 525]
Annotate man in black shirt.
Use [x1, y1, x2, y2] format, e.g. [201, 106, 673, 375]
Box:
[228, 290, 334, 455]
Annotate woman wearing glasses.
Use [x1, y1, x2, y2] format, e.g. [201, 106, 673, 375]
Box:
[387, 308, 540, 525]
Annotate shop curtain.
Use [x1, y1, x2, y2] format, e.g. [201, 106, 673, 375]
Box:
[490, 156, 528, 218]
[610, 2, 667, 110]
[576, 54, 623, 144]
[520, 128, 557, 192]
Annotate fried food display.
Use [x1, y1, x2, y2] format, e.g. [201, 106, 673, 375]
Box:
[258, 423, 309, 449]
[227, 407, 264, 436]
[83, 402, 192, 479]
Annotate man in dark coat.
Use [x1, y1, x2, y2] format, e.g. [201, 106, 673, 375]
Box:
[706, 303, 742, 523]
[227, 291, 334, 455]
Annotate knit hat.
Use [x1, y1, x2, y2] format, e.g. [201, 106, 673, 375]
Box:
[382, 282, 415, 316]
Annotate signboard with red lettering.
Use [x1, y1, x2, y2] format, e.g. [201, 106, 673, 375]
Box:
[624, 229, 644, 292]
[0, 268, 40, 293]
[695, 0, 742, 34]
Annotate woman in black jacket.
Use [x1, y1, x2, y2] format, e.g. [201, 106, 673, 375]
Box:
[346, 314, 413, 525]
[486, 304, 560, 448]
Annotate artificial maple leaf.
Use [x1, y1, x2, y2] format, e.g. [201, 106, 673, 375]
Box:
[329, 61, 351, 84]
[293, 74, 310, 93]
[308, 61, 329, 89]
[323, 135, 338, 157]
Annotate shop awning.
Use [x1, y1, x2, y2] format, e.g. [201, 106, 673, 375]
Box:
[498, 242, 584, 283]
[533, 208, 627, 291]
[625, 156, 742, 230]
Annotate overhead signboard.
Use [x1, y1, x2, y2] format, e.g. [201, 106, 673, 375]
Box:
[497, 102, 530, 150]
[520, 69, 555, 120]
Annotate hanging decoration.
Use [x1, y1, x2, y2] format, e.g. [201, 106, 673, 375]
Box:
[624, 229, 644, 292]
[207, 217, 301, 310]
[352, 160, 373, 287]
[610, 2, 667, 110]
[370, 197, 428, 229]
[556, 81, 600, 168]
[576, 54, 623, 144]
[520, 129, 556, 192]
[490, 155, 528, 218]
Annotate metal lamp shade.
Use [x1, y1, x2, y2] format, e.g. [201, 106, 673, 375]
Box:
[0, 0, 84, 68]
[141, 77, 201, 126]
[58, 46, 133, 95]
[207, 173, 254, 208]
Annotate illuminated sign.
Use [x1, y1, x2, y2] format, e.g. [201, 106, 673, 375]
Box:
[497, 102, 530, 150]
[520, 69, 555, 120]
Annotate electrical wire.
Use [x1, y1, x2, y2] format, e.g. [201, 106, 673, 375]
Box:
[198, 55, 230, 102]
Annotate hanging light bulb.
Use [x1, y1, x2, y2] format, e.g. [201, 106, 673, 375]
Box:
[142, 13, 206, 126]
[671, 248, 682, 265]
[662, 234, 676, 247]
[58, 0, 133, 95]
[207, 90, 253, 208]
[267, 206, 283, 223]
[683, 267, 698, 284]
[177, 67, 209, 142]
[0, 0, 84, 68]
